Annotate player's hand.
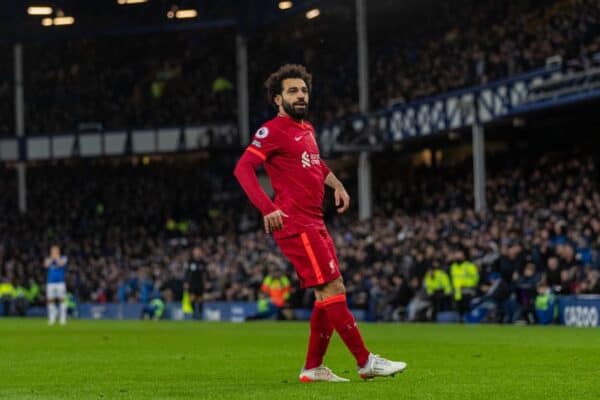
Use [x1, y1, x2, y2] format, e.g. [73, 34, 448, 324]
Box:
[334, 187, 350, 213]
[264, 209, 289, 234]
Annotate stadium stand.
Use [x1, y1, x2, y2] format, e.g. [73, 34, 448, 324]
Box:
[1, 146, 598, 321]
[370, 0, 600, 108]
[22, 30, 236, 135]
[0, 0, 599, 323]
[0, 0, 596, 135]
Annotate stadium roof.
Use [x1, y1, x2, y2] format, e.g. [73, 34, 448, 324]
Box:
[1, 0, 442, 43]
[0, 0, 326, 42]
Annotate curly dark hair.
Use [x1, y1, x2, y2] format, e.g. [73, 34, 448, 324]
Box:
[264, 64, 312, 108]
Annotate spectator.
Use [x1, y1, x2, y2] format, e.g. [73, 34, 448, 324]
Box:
[515, 263, 541, 323]
[450, 249, 480, 318]
[423, 261, 453, 321]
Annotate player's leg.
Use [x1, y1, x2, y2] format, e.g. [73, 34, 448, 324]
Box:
[314, 277, 370, 367]
[58, 283, 67, 325]
[195, 299, 203, 320]
[316, 277, 407, 379]
[299, 230, 369, 368]
[193, 291, 204, 320]
[315, 230, 407, 379]
[304, 299, 334, 369]
[47, 300, 57, 325]
[275, 232, 346, 382]
[59, 299, 67, 324]
[299, 299, 347, 383]
[46, 284, 57, 325]
[189, 293, 199, 319]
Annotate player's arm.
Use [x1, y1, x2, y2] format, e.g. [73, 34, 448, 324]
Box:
[324, 169, 350, 213]
[234, 150, 288, 234]
[43, 257, 51, 268]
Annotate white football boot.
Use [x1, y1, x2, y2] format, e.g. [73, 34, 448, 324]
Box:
[358, 353, 407, 379]
[299, 365, 350, 382]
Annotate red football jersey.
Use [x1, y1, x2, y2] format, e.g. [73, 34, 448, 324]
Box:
[234, 114, 330, 238]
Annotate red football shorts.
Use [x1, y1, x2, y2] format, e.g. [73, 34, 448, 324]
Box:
[275, 228, 341, 288]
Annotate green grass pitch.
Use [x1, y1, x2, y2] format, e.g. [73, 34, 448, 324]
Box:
[1, 319, 599, 399]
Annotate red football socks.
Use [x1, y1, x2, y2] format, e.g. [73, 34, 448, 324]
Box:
[304, 300, 334, 370]
[321, 294, 370, 367]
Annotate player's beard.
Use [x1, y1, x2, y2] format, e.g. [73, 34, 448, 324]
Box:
[282, 99, 308, 121]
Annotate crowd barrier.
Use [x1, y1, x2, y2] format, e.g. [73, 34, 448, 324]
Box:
[1, 297, 596, 326]
[559, 295, 600, 327]
[9, 301, 365, 322]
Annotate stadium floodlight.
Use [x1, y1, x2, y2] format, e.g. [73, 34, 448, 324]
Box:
[305, 8, 320, 19]
[27, 6, 53, 15]
[175, 9, 197, 19]
[117, 0, 148, 4]
[53, 16, 75, 25]
[42, 16, 75, 26]
[278, 1, 293, 10]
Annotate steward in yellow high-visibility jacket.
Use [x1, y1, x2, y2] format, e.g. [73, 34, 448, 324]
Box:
[261, 273, 291, 308]
[0, 281, 15, 298]
[423, 264, 454, 320]
[450, 257, 479, 301]
[0, 279, 16, 316]
[424, 269, 453, 296]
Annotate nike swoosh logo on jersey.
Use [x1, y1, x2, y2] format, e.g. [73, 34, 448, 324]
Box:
[295, 131, 312, 141]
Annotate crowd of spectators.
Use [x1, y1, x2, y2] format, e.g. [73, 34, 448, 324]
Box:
[370, 0, 600, 108]
[22, 30, 236, 135]
[0, 0, 597, 135]
[1, 148, 598, 323]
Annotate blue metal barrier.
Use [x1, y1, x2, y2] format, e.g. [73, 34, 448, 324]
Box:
[559, 295, 600, 327]
[9, 297, 597, 327]
[17, 301, 367, 322]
